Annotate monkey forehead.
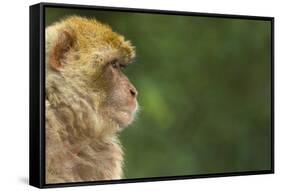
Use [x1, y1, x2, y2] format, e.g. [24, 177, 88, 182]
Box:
[64, 16, 135, 62]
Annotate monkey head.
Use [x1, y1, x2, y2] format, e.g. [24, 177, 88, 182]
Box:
[46, 16, 138, 129]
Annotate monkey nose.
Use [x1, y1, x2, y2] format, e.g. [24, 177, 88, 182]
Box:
[130, 88, 138, 97]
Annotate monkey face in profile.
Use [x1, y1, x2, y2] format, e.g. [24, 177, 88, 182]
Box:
[100, 56, 138, 128]
[46, 16, 138, 130]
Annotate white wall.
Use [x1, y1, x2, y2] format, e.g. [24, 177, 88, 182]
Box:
[0, 0, 279, 190]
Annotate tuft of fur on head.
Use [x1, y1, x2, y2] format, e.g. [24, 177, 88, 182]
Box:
[46, 16, 135, 69]
[45, 16, 137, 184]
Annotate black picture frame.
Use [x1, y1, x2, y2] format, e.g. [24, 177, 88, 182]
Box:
[29, 2, 274, 189]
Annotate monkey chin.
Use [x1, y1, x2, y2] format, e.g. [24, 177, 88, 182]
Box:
[115, 110, 136, 130]
[115, 104, 138, 130]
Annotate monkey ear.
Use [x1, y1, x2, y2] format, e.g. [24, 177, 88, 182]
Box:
[48, 30, 75, 70]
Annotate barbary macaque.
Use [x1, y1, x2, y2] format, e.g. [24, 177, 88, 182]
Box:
[45, 16, 138, 183]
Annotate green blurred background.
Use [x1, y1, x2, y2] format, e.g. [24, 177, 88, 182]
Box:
[45, 7, 272, 179]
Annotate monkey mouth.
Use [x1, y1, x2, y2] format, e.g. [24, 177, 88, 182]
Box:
[121, 101, 138, 115]
[120, 109, 134, 121]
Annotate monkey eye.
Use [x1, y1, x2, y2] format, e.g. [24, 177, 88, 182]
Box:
[110, 59, 119, 69]
[120, 64, 127, 70]
[109, 59, 127, 70]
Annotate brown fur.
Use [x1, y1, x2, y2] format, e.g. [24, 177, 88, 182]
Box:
[45, 16, 138, 184]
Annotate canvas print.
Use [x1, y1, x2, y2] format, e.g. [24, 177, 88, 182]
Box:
[42, 5, 273, 185]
